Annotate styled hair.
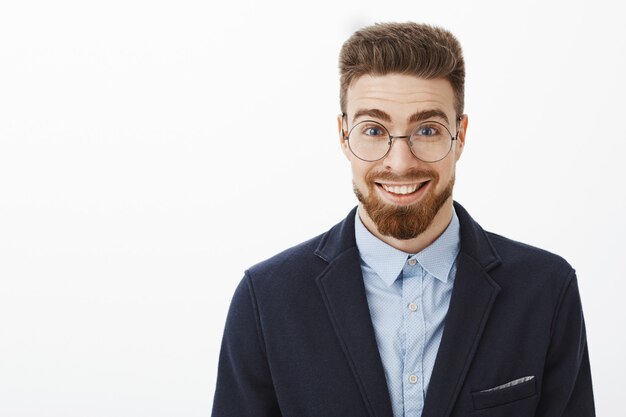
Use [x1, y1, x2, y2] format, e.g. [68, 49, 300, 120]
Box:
[339, 22, 465, 116]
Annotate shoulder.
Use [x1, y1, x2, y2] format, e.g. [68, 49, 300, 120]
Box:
[244, 208, 358, 290]
[486, 230, 573, 274]
[454, 201, 576, 308]
[482, 230, 576, 306]
[454, 202, 574, 287]
[246, 231, 328, 283]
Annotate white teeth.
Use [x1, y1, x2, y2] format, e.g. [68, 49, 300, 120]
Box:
[382, 183, 421, 195]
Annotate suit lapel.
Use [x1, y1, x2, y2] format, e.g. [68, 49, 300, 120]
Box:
[421, 253, 500, 417]
[422, 202, 503, 417]
[316, 249, 394, 417]
[314, 209, 394, 417]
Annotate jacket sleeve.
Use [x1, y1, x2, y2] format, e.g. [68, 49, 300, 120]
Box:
[535, 270, 595, 416]
[211, 273, 281, 417]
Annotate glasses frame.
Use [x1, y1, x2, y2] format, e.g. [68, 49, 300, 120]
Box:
[342, 114, 462, 163]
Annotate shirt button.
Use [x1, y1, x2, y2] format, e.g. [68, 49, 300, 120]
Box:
[408, 374, 418, 384]
[408, 258, 417, 266]
[408, 303, 418, 312]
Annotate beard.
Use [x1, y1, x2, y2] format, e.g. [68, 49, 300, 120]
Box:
[353, 169, 454, 240]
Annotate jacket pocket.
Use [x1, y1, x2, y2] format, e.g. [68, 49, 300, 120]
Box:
[471, 376, 537, 410]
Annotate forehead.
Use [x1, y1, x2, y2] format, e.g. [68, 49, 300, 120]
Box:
[346, 74, 456, 122]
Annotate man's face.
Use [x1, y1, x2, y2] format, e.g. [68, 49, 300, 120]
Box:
[340, 74, 467, 240]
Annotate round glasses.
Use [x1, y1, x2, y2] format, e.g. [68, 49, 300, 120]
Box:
[343, 119, 458, 163]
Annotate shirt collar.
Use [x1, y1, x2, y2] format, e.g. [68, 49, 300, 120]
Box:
[354, 207, 461, 287]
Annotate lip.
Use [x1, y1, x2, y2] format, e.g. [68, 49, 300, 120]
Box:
[375, 180, 431, 205]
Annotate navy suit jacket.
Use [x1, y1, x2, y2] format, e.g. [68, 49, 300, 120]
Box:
[212, 202, 594, 416]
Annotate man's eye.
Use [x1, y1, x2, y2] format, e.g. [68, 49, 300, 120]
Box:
[364, 127, 385, 136]
[416, 126, 438, 136]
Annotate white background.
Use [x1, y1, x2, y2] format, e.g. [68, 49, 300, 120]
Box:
[1, 0, 624, 415]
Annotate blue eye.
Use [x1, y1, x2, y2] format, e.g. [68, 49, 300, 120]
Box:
[417, 126, 437, 136]
[364, 127, 385, 136]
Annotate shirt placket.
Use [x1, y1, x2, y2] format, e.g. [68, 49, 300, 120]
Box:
[402, 256, 426, 416]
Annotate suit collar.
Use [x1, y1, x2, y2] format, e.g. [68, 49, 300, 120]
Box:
[453, 201, 502, 271]
[314, 206, 358, 263]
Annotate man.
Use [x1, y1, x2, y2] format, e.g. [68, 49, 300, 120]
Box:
[211, 22, 595, 417]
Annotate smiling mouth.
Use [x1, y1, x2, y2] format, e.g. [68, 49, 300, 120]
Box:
[378, 181, 430, 195]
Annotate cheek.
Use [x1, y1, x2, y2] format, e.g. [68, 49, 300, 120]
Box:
[436, 162, 456, 184]
[349, 162, 374, 194]
[351, 162, 374, 185]
[426, 160, 453, 182]
[348, 158, 364, 176]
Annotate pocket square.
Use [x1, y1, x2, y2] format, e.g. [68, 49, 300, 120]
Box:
[472, 376, 537, 409]
[480, 376, 535, 393]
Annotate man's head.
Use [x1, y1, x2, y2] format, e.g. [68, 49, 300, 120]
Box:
[338, 23, 468, 244]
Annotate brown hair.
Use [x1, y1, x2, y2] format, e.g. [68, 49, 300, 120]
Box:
[339, 22, 465, 116]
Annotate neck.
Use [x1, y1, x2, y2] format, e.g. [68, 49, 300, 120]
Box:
[358, 198, 454, 253]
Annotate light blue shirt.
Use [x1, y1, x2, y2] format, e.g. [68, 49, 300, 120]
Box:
[355, 208, 460, 417]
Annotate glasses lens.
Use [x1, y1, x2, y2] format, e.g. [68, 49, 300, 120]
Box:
[347, 121, 390, 161]
[409, 121, 453, 162]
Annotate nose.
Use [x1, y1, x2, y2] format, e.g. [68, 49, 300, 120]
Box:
[383, 136, 418, 172]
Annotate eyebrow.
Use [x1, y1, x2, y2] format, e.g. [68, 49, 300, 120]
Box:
[352, 108, 450, 125]
[352, 108, 392, 123]
[409, 109, 450, 124]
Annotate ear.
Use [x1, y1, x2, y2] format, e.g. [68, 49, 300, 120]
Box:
[454, 114, 469, 161]
[338, 114, 351, 159]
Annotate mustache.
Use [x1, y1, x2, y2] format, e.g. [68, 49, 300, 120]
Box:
[366, 169, 439, 183]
